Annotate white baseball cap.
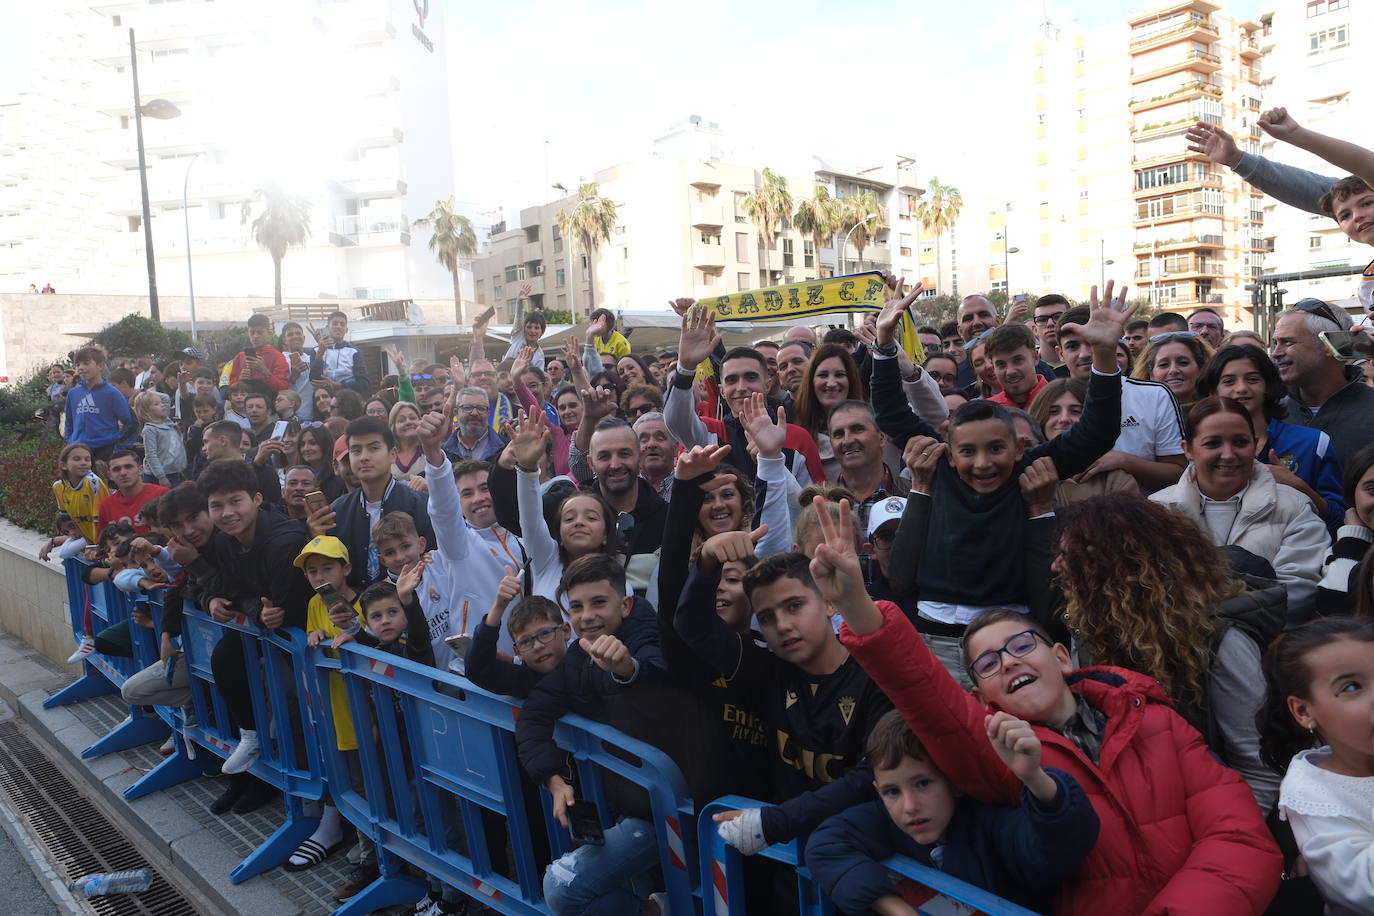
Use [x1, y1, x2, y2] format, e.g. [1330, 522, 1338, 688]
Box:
[866, 496, 907, 538]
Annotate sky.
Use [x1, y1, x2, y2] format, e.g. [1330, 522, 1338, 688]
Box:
[445, 0, 1263, 230]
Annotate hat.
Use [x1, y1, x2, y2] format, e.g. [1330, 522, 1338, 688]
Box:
[332, 435, 349, 461]
[294, 535, 350, 569]
[181, 347, 207, 361]
[866, 496, 907, 538]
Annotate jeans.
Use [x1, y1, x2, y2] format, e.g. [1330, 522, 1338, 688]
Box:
[542, 816, 658, 916]
[921, 632, 974, 690]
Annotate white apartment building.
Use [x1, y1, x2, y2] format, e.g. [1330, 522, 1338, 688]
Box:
[468, 118, 923, 323]
[1255, 0, 1370, 307]
[0, 0, 461, 309]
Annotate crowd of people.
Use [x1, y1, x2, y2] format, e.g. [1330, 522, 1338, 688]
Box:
[31, 113, 1374, 916]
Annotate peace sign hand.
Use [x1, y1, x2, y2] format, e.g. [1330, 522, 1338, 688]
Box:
[807, 496, 865, 607]
[877, 277, 923, 346]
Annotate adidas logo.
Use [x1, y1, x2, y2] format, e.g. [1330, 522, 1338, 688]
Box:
[1121, 415, 1140, 428]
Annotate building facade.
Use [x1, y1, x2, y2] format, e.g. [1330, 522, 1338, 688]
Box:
[0, 0, 464, 309]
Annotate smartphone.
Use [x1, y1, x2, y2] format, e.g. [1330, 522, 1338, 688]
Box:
[271, 420, 289, 440]
[315, 582, 344, 609]
[474, 305, 496, 327]
[444, 634, 473, 657]
[566, 800, 604, 846]
[243, 346, 258, 361]
[305, 491, 329, 516]
[1319, 330, 1366, 362]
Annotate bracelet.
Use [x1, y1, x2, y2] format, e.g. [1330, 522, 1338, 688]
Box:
[515, 463, 540, 476]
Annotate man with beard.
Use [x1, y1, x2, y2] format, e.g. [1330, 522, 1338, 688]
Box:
[442, 387, 506, 463]
[584, 418, 668, 589]
[828, 400, 909, 533]
[282, 465, 316, 520]
[633, 411, 676, 500]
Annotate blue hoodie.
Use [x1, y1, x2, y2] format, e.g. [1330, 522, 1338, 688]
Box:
[64, 380, 133, 449]
[1263, 417, 1345, 533]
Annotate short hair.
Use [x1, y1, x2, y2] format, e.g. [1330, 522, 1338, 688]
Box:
[1124, 319, 1149, 334]
[457, 385, 488, 402]
[939, 321, 960, 339]
[198, 458, 260, 497]
[206, 419, 244, 443]
[346, 415, 394, 450]
[865, 709, 931, 771]
[558, 553, 627, 600]
[327, 310, 349, 323]
[588, 308, 616, 329]
[1004, 407, 1045, 445]
[453, 459, 492, 481]
[522, 364, 548, 384]
[242, 391, 270, 408]
[982, 323, 1037, 359]
[742, 551, 818, 602]
[826, 398, 877, 431]
[371, 510, 418, 546]
[277, 389, 302, 410]
[1033, 294, 1071, 310]
[721, 346, 768, 374]
[191, 393, 219, 412]
[246, 313, 272, 329]
[1199, 344, 1286, 421]
[1190, 307, 1220, 321]
[140, 494, 163, 527]
[1147, 312, 1188, 332]
[1277, 303, 1353, 339]
[946, 398, 1016, 441]
[620, 384, 662, 412]
[822, 328, 858, 347]
[507, 595, 563, 639]
[108, 449, 141, 465]
[632, 411, 667, 433]
[1318, 175, 1373, 218]
[1183, 395, 1254, 442]
[281, 320, 302, 336]
[74, 345, 108, 365]
[961, 608, 1056, 669]
[778, 340, 813, 359]
[358, 580, 399, 615]
[916, 325, 940, 337]
[523, 310, 548, 330]
[109, 368, 135, 387]
[192, 367, 217, 382]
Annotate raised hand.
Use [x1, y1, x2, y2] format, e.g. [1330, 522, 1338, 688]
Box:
[1018, 456, 1058, 517]
[327, 598, 357, 631]
[395, 559, 425, 605]
[1184, 121, 1241, 168]
[737, 392, 785, 459]
[673, 443, 732, 481]
[678, 303, 722, 369]
[385, 345, 410, 377]
[518, 281, 533, 301]
[1258, 106, 1301, 142]
[585, 311, 611, 343]
[1078, 280, 1137, 353]
[492, 566, 523, 617]
[667, 297, 696, 318]
[579, 634, 634, 678]
[808, 496, 865, 607]
[507, 409, 550, 470]
[512, 345, 535, 381]
[579, 386, 617, 426]
[416, 390, 454, 460]
[985, 712, 1045, 786]
[902, 436, 947, 495]
[307, 323, 329, 347]
[876, 278, 923, 346]
[1004, 296, 1029, 325]
[448, 355, 466, 389]
[306, 502, 338, 538]
[700, 526, 767, 574]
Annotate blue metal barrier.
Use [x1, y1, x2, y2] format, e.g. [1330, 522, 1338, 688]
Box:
[697, 796, 1041, 916]
[46, 558, 170, 757]
[180, 607, 326, 883]
[310, 643, 699, 916]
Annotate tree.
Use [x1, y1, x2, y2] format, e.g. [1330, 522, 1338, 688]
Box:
[841, 191, 887, 271]
[793, 186, 840, 280]
[91, 314, 193, 361]
[413, 198, 478, 323]
[555, 183, 618, 320]
[915, 177, 963, 295]
[241, 183, 312, 306]
[740, 168, 793, 282]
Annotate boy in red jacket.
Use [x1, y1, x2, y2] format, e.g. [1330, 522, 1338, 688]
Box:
[806, 495, 1281, 916]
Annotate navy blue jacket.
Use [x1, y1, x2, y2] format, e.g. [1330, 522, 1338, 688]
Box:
[328, 481, 436, 591]
[805, 768, 1098, 914]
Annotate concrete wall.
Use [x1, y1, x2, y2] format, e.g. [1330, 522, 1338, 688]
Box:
[0, 519, 81, 673]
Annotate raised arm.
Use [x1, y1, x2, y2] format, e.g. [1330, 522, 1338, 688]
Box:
[417, 392, 475, 565]
[738, 393, 798, 556]
[1187, 121, 1335, 215]
[1258, 106, 1374, 192]
[509, 412, 561, 588]
[663, 303, 717, 451]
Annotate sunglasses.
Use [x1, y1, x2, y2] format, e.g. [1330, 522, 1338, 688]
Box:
[969, 628, 1050, 680]
[1148, 331, 1200, 343]
[513, 624, 564, 653]
[411, 373, 434, 381]
[627, 403, 657, 418]
[1294, 298, 1344, 327]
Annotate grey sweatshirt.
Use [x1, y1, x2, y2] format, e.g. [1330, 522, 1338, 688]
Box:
[1232, 151, 1336, 216]
[141, 420, 188, 478]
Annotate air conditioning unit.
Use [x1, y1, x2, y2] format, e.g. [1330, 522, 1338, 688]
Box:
[536, 264, 545, 274]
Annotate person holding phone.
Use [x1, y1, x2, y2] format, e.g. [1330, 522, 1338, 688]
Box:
[228, 314, 290, 396]
[1271, 299, 1374, 463]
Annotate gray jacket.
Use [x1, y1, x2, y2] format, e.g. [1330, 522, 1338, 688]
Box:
[141, 420, 187, 478]
[1232, 151, 1336, 216]
[1280, 365, 1374, 463]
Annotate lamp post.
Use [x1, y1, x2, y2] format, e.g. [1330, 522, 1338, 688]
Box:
[840, 214, 877, 275]
[1002, 230, 1019, 301]
[129, 28, 181, 325]
[182, 152, 203, 341]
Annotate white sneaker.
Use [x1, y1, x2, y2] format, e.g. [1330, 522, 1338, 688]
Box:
[409, 894, 440, 916]
[158, 735, 176, 756]
[67, 637, 96, 664]
[650, 891, 670, 916]
[221, 730, 259, 774]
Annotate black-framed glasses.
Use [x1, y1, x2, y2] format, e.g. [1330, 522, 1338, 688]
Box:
[969, 629, 1049, 679]
[513, 625, 563, 653]
[1294, 298, 1344, 327]
[627, 402, 657, 418]
[1032, 312, 1065, 325]
[1148, 331, 1199, 343]
[871, 529, 896, 546]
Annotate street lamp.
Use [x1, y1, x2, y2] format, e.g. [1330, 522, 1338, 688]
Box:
[130, 28, 182, 325]
[182, 152, 203, 341]
[1002, 230, 1019, 301]
[840, 214, 877, 275]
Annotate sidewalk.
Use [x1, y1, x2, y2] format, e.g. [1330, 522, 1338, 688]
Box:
[0, 630, 356, 916]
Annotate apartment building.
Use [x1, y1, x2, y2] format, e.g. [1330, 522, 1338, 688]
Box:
[0, 0, 461, 306]
[468, 118, 923, 323]
[1255, 0, 1370, 307]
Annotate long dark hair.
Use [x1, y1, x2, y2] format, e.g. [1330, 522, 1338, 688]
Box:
[1341, 442, 1374, 510]
[1257, 617, 1374, 772]
[1198, 345, 1286, 421]
[299, 425, 336, 473]
[553, 489, 626, 567]
[793, 343, 864, 438]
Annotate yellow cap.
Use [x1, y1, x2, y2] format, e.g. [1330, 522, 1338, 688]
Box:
[293, 535, 350, 569]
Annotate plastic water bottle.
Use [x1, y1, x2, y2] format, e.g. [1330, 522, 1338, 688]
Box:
[67, 868, 154, 897]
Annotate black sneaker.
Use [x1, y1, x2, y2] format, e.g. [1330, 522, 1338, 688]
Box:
[437, 899, 468, 915]
[230, 777, 279, 815]
[332, 862, 379, 901]
[209, 772, 248, 815]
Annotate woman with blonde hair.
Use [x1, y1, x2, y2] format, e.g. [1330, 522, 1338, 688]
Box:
[1132, 332, 1214, 415]
[1055, 492, 1285, 809]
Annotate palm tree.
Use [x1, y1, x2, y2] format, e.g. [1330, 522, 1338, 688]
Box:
[792, 186, 839, 280]
[740, 168, 793, 283]
[413, 198, 478, 323]
[555, 182, 618, 320]
[241, 183, 311, 306]
[915, 177, 963, 295]
[842, 191, 887, 270]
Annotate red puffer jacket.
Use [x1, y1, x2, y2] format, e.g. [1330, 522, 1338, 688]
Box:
[839, 602, 1281, 916]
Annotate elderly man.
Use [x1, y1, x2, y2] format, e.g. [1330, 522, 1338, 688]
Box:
[782, 324, 818, 347]
[633, 411, 676, 500]
[1187, 308, 1226, 349]
[443, 386, 507, 463]
[828, 399, 909, 532]
[1272, 299, 1374, 461]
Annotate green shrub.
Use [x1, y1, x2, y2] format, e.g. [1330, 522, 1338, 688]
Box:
[0, 432, 64, 532]
[90, 314, 193, 362]
[0, 365, 54, 431]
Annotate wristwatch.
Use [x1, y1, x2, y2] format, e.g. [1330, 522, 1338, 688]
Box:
[873, 340, 899, 357]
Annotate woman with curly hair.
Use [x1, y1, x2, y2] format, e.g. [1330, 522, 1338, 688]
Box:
[793, 343, 865, 480]
[1055, 492, 1285, 809]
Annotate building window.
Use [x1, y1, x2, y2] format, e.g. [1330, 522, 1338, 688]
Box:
[555, 267, 566, 287]
[1310, 24, 1350, 52]
[1037, 113, 1046, 125]
[782, 238, 794, 267]
[474, 280, 485, 304]
[552, 225, 563, 253]
[618, 247, 628, 274]
[504, 265, 526, 282]
[580, 255, 589, 281]
[1075, 49, 1085, 62]
[494, 284, 503, 300]
[1307, 0, 1324, 15]
[735, 232, 750, 261]
[899, 233, 912, 258]
[1309, 235, 1324, 249]
[734, 191, 749, 223]
[736, 272, 750, 290]
[804, 240, 815, 267]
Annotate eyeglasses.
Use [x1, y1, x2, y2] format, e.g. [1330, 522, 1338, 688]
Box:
[1148, 331, 1199, 343]
[411, 373, 434, 381]
[457, 405, 487, 414]
[968, 628, 1049, 679]
[1187, 321, 1222, 332]
[871, 529, 896, 546]
[1032, 312, 1065, 325]
[1294, 298, 1344, 328]
[513, 625, 563, 653]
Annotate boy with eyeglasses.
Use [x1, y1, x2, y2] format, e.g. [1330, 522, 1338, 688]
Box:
[465, 571, 571, 697]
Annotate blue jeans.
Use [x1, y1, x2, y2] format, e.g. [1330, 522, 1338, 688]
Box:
[542, 816, 658, 916]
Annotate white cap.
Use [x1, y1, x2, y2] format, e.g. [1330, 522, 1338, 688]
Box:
[866, 496, 907, 538]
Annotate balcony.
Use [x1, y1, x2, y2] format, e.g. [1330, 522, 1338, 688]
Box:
[1129, 79, 1221, 112]
[1130, 49, 1223, 83]
[692, 243, 726, 269]
[690, 201, 724, 227]
[1129, 16, 1220, 52]
[1131, 169, 1222, 198]
[1135, 256, 1224, 281]
[1131, 116, 1200, 139]
[1239, 37, 1261, 58]
[520, 275, 546, 297]
[328, 173, 406, 198]
[332, 213, 410, 247]
[1133, 234, 1226, 252]
[686, 162, 724, 190]
[522, 241, 543, 263]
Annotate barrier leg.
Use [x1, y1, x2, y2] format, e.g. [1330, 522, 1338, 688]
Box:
[43, 670, 118, 708]
[329, 849, 426, 916]
[229, 794, 319, 884]
[80, 710, 169, 759]
[123, 735, 211, 800]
